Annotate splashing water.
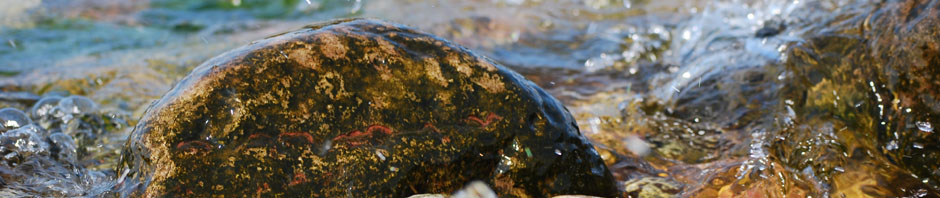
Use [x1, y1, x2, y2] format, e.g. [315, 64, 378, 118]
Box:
[2, 0, 940, 197]
[0, 95, 127, 197]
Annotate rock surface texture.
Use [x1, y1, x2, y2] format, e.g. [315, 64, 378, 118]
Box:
[116, 19, 617, 197]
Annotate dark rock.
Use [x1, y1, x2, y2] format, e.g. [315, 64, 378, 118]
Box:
[754, 21, 785, 38]
[116, 19, 617, 197]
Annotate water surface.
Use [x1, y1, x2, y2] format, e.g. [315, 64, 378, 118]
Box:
[1, 0, 939, 197]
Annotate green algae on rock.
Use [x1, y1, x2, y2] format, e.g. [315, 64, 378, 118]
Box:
[115, 18, 617, 197]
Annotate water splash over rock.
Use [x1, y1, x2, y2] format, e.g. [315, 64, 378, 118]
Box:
[0, 94, 127, 197]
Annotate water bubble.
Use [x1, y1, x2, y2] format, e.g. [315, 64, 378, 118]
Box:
[30, 96, 63, 128]
[0, 107, 32, 132]
[30, 96, 62, 118]
[0, 124, 50, 166]
[48, 132, 78, 163]
[58, 96, 98, 115]
[0, 96, 113, 196]
[915, 121, 933, 132]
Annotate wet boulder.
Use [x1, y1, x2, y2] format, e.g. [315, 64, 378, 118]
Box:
[116, 19, 617, 197]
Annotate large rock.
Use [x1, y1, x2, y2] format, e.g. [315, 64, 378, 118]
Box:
[115, 19, 617, 197]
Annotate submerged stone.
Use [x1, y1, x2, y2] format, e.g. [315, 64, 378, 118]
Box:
[776, 0, 940, 195]
[116, 19, 617, 197]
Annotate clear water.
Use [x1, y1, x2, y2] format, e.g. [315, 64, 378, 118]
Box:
[1, 0, 938, 197]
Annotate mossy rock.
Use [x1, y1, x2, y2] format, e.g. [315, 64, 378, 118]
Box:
[116, 19, 617, 197]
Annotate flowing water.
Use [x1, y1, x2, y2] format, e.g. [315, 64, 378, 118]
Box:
[1, 0, 939, 197]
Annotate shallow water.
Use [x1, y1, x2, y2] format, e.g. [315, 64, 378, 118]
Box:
[1, 0, 939, 197]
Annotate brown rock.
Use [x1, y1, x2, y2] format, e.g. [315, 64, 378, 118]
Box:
[116, 19, 617, 197]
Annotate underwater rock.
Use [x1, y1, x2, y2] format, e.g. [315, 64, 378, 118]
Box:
[117, 19, 617, 197]
[776, 0, 940, 195]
